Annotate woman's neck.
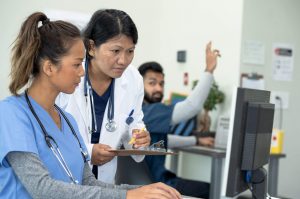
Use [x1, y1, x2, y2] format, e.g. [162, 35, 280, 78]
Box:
[88, 61, 112, 96]
[28, 78, 62, 130]
[28, 79, 58, 113]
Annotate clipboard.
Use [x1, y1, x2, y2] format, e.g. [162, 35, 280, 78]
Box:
[240, 73, 265, 90]
[108, 149, 177, 156]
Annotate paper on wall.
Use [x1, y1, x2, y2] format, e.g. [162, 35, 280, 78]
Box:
[272, 43, 294, 81]
[242, 40, 265, 65]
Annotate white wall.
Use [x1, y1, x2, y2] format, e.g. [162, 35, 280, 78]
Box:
[158, 0, 243, 119]
[240, 0, 300, 198]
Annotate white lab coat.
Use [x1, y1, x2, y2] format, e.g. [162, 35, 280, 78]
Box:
[57, 64, 145, 183]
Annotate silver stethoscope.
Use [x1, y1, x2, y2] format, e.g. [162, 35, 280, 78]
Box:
[25, 91, 88, 184]
[83, 57, 117, 133]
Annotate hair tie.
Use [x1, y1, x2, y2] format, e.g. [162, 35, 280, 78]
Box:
[42, 18, 50, 25]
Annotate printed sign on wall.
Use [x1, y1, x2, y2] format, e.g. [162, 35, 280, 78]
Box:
[272, 43, 294, 81]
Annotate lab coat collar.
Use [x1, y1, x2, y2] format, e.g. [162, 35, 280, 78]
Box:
[77, 76, 91, 130]
[114, 73, 128, 115]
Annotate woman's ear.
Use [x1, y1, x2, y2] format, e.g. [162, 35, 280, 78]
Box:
[88, 40, 95, 57]
[42, 60, 56, 76]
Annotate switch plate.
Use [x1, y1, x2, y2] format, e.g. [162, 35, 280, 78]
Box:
[177, 50, 186, 63]
[270, 91, 289, 109]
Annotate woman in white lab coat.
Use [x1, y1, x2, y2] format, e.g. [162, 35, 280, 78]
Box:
[57, 9, 150, 184]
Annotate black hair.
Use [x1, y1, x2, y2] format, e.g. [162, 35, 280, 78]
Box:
[138, 61, 164, 77]
[9, 12, 81, 95]
[83, 9, 138, 58]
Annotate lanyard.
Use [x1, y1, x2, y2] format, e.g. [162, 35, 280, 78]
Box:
[25, 91, 88, 184]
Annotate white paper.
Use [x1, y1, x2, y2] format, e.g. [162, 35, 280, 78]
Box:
[242, 40, 265, 65]
[215, 116, 230, 149]
[241, 76, 265, 90]
[272, 43, 294, 81]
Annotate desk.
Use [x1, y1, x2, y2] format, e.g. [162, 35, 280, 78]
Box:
[183, 196, 202, 199]
[171, 146, 225, 199]
[268, 153, 286, 196]
[171, 146, 285, 199]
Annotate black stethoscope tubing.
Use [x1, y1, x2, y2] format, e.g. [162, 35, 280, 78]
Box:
[25, 91, 87, 184]
[83, 56, 116, 133]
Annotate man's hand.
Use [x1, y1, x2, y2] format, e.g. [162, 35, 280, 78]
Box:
[91, 143, 116, 166]
[205, 41, 221, 74]
[197, 137, 215, 147]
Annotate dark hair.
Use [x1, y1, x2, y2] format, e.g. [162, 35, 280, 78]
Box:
[83, 9, 138, 58]
[138, 61, 164, 77]
[9, 12, 81, 95]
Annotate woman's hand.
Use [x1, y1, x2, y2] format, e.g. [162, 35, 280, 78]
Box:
[205, 41, 221, 74]
[126, 182, 182, 199]
[91, 143, 116, 165]
[132, 129, 151, 148]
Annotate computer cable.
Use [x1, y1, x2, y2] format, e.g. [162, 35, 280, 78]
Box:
[275, 96, 283, 129]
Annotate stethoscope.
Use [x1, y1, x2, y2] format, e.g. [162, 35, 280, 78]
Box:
[83, 56, 117, 133]
[25, 91, 88, 184]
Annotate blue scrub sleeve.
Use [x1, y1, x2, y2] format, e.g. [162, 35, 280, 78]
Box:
[142, 103, 175, 134]
[0, 100, 38, 167]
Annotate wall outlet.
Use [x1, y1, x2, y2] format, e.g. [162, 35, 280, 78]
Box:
[270, 91, 289, 109]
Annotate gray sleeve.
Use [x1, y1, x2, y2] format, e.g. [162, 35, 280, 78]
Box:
[167, 134, 197, 148]
[171, 72, 213, 125]
[7, 152, 127, 199]
[82, 162, 140, 190]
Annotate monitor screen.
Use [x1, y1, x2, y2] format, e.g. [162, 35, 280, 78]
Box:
[222, 87, 275, 198]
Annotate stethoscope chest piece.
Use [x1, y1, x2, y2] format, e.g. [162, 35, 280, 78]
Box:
[81, 149, 89, 160]
[84, 60, 117, 133]
[105, 120, 117, 132]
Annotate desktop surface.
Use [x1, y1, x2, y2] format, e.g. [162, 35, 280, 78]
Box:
[183, 195, 203, 199]
[176, 145, 226, 158]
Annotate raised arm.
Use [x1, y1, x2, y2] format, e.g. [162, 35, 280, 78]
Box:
[171, 42, 220, 125]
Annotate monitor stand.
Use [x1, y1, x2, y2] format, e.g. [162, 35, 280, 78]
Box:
[248, 168, 267, 199]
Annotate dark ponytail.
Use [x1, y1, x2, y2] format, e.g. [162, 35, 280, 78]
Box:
[9, 12, 81, 95]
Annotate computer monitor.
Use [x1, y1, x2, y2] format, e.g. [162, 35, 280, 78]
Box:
[222, 87, 275, 199]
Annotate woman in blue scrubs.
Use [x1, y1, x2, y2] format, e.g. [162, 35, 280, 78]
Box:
[0, 12, 181, 199]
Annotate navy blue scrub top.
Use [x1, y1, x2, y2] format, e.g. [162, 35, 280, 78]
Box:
[91, 83, 112, 144]
[142, 102, 177, 183]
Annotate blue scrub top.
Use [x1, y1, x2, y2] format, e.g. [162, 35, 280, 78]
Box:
[0, 94, 89, 199]
[142, 103, 178, 184]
